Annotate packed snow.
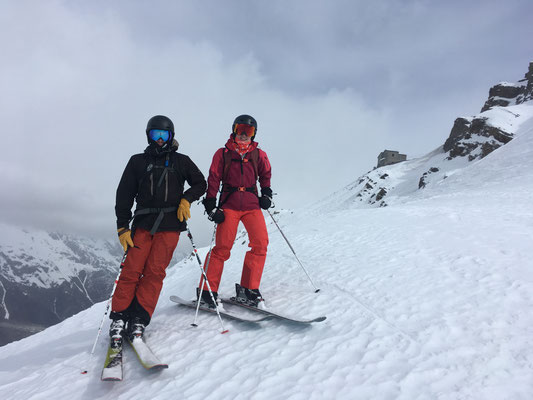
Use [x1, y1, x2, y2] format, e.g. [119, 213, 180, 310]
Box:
[1, 113, 533, 399]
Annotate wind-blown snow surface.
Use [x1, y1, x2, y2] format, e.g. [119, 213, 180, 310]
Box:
[1, 120, 533, 399]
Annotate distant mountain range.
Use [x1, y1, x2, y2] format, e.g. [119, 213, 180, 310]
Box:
[0, 225, 123, 345]
[0, 223, 191, 346]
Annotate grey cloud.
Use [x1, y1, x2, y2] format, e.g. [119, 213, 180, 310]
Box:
[1, 0, 532, 245]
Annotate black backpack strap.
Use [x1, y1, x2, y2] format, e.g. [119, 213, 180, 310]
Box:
[155, 154, 170, 188]
[133, 206, 178, 235]
[137, 154, 154, 195]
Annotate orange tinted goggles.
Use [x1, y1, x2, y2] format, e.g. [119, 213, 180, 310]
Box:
[234, 123, 256, 137]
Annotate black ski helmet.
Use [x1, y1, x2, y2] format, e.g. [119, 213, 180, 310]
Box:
[146, 115, 175, 145]
[232, 114, 257, 140]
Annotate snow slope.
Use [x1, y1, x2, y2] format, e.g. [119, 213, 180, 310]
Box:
[1, 118, 533, 399]
[322, 102, 533, 210]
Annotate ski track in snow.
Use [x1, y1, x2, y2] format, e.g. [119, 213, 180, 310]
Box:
[1, 113, 533, 399]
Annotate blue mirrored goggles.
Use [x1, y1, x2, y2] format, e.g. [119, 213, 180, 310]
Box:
[148, 129, 170, 142]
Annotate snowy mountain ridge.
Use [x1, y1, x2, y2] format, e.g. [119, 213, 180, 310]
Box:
[329, 63, 533, 209]
[0, 224, 120, 289]
[0, 224, 122, 345]
[0, 222, 188, 346]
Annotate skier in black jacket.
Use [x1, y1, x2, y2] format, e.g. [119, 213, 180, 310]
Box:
[110, 115, 206, 344]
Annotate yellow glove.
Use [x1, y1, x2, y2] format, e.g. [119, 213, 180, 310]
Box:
[177, 198, 191, 222]
[117, 228, 134, 252]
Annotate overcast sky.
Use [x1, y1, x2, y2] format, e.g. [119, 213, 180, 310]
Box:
[1, 0, 532, 248]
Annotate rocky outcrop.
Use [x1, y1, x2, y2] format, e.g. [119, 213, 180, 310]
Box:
[481, 84, 523, 111]
[443, 62, 532, 162]
[481, 62, 533, 112]
[443, 118, 471, 153]
[351, 174, 390, 207]
[443, 117, 513, 161]
[525, 62, 533, 102]
[418, 167, 440, 189]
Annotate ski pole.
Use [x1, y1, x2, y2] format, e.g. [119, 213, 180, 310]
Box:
[186, 227, 228, 334]
[192, 224, 217, 326]
[266, 209, 320, 293]
[81, 249, 128, 374]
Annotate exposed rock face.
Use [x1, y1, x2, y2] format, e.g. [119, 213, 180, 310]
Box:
[481, 62, 533, 112]
[419, 167, 440, 189]
[481, 84, 523, 111]
[443, 118, 471, 153]
[348, 173, 389, 207]
[443, 62, 532, 162]
[375, 188, 388, 201]
[525, 62, 533, 101]
[443, 117, 513, 161]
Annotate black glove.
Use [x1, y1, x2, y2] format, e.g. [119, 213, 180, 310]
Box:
[209, 209, 225, 224]
[203, 197, 217, 214]
[261, 187, 273, 198]
[259, 187, 273, 210]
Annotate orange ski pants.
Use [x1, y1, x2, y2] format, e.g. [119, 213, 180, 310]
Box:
[200, 209, 268, 293]
[112, 228, 180, 317]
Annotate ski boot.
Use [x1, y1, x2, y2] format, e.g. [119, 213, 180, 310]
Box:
[234, 283, 265, 308]
[109, 319, 125, 349]
[196, 288, 219, 309]
[127, 317, 146, 342]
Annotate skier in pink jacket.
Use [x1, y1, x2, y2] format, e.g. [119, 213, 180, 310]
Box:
[200, 114, 272, 308]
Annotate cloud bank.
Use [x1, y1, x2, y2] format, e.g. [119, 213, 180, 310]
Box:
[1, 0, 532, 245]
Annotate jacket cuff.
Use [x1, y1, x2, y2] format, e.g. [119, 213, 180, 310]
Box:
[117, 227, 130, 236]
[261, 187, 273, 198]
[117, 223, 129, 231]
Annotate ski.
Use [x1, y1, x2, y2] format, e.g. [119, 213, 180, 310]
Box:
[170, 295, 268, 323]
[128, 337, 168, 370]
[221, 297, 327, 324]
[101, 343, 123, 381]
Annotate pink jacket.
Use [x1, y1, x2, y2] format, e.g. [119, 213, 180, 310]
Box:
[206, 138, 271, 211]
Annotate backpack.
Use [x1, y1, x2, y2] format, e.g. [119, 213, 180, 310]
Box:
[137, 152, 184, 198]
[133, 152, 184, 233]
[222, 147, 259, 181]
[219, 147, 260, 207]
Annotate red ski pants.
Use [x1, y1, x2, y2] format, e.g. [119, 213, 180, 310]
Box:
[200, 209, 268, 293]
[112, 228, 180, 317]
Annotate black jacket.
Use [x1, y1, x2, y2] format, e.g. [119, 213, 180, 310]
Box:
[115, 140, 207, 233]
